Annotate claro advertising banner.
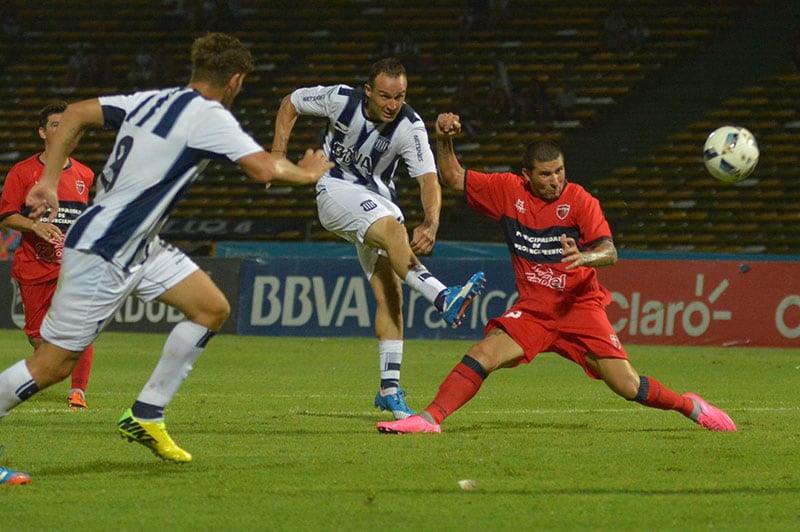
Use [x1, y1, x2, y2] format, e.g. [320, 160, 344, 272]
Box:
[237, 256, 800, 348]
[598, 259, 800, 347]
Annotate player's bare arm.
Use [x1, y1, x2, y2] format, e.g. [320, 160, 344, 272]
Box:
[435, 112, 466, 191]
[238, 149, 332, 187]
[410, 172, 441, 256]
[271, 95, 300, 158]
[1, 213, 63, 242]
[560, 235, 618, 270]
[27, 99, 104, 222]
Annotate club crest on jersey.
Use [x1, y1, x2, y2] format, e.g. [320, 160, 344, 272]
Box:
[610, 334, 621, 349]
[360, 199, 378, 212]
[514, 198, 526, 214]
[75, 180, 86, 195]
[374, 136, 390, 153]
[556, 204, 570, 220]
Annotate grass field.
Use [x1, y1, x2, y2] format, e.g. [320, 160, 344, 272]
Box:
[1, 330, 798, 530]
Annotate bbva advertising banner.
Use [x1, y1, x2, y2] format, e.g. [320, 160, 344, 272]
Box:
[237, 255, 800, 348]
[237, 257, 513, 341]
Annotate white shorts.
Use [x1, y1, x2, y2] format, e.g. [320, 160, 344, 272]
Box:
[41, 240, 199, 351]
[316, 177, 405, 278]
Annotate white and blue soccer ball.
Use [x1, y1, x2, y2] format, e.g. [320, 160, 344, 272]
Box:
[703, 125, 759, 183]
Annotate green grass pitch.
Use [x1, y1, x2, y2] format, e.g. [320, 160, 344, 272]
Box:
[1, 330, 798, 530]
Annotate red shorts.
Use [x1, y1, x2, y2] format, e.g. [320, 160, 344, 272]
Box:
[485, 298, 628, 379]
[17, 278, 57, 340]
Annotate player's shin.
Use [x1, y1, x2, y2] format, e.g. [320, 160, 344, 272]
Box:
[0, 360, 39, 418]
[631, 375, 694, 417]
[132, 321, 215, 419]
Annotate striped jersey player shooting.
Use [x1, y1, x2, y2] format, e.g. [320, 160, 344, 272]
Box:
[272, 58, 486, 420]
[0, 33, 333, 485]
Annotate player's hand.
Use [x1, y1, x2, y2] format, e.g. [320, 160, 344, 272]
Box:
[31, 221, 63, 243]
[560, 233, 584, 270]
[297, 148, 333, 181]
[410, 222, 437, 256]
[26, 180, 60, 222]
[436, 113, 462, 137]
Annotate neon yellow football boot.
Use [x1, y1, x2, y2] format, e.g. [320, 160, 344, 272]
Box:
[117, 408, 192, 463]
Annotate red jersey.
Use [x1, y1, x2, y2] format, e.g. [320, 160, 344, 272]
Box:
[465, 169, 612, 315]
[0, 153, 94, 284]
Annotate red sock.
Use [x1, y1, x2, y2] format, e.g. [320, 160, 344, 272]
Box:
[70, 344, 94, 392]
[635, 376, 693, 417]
[425, 357, 486, 424]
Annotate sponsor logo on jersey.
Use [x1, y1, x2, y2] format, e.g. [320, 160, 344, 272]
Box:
[331, 141, 373, 173]
[413, 134, 423, 162]
[334, 121, 349, 133]
[34, 239, 61, 264]
[524, 263, 566, 291]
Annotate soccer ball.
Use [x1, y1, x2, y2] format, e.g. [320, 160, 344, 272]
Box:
[702, 126, 759, 183]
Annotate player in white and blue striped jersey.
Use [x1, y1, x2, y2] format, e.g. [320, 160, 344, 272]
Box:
[0, 33, 333, 478]
[273, 58, 486, 420]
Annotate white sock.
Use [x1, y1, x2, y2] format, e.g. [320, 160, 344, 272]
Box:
[379, 340, 403, 394]
[404, 265, 447, 305]
[136, 321, 214, 409]
[0, 360, 37, 419]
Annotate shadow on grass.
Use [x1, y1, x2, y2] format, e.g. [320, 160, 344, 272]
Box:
[34, 459, 191, 477]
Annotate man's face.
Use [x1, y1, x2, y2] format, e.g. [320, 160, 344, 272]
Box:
[39, 113, 62, 143]
[364, 72, 407, 123]
[522, 155, 566, 201]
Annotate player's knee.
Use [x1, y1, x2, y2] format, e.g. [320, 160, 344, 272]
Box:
[29, 347, 80, 387]
[193, 295, 230, 331]
[209, 298, 231, 330]
[466, 344, 499, 373]
[609, 374, 640, 400]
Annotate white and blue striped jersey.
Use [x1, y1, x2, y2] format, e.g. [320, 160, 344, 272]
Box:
[290, 84, 436, 203]
[65, 87, 262, 269]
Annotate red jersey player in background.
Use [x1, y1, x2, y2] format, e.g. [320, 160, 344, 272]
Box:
[0, 100, 95, 409]
[377, 111, 736, 434]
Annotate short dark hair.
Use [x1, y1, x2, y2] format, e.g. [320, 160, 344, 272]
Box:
[368, 57, 406, 87]
[190, 32, 254, 87]
[39, 100, 68, 129]
[522, 140, 563, 170]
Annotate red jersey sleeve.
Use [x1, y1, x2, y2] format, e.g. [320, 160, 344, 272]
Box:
[573, 187, 612, 249]
[0, 163, 28, 220]
[464, 169, 522, 222]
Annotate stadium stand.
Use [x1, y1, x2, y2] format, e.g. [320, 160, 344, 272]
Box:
[2, 0, 796, 254]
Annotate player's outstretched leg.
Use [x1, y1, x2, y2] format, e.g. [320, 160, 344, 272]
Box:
[683, 393, 736, 431]
[439, 272, 487, 327]
[117, 409, 192, 462]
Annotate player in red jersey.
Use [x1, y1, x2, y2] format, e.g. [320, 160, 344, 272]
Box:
[377, 112, 736, 434]
[0, 101, 95, 409]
